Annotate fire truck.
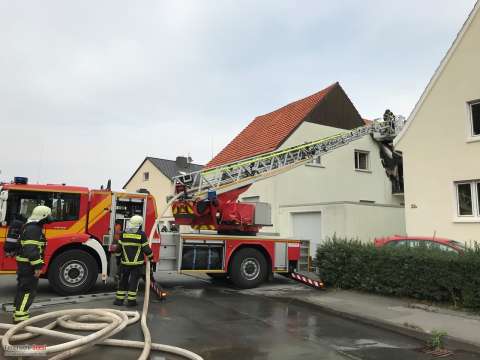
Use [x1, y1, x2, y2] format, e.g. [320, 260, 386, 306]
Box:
[0, 118, 400, 294]
[0, 181, 159, 295]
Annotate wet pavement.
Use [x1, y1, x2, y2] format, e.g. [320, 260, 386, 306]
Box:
[0, 274, 479, 359]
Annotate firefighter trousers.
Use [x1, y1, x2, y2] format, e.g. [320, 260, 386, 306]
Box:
[13, 263, 39, 322]
[116, 265, 143, 302]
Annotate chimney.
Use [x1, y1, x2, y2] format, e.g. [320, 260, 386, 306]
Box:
[176, 156, 188, 169]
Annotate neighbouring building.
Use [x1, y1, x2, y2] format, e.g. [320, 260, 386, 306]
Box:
[208, 82, 406, 252]
[394, 1, 480, 243]
[123, 156, 203, 228]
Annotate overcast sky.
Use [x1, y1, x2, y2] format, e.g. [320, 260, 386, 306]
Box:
[0, 0, 476, 188]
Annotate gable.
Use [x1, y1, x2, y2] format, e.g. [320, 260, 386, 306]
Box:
[394, 1, 480, 148]
[207, 82, 364, 168]
[123, 157, 203, 189]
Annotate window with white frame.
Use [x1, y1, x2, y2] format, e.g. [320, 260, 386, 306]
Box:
[469, 101, 480, 137]
[455, 180, 480, 218]
[307, 156, 323, 167]
[354, 150, 369, 171]
[143, 172, 149, 181]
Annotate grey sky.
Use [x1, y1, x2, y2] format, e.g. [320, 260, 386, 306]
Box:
[0, 0, 476, 188]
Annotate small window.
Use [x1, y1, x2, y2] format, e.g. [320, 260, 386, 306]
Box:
[354, 150, 369, 171]
[242, 196, 260, 203]
[143, 172, 149, 181]
[470, 101, 480, 136]
[51, 193, 80, 221]
[478, 183, 480, 216]
[456, 182, 473, 216]
[455, 180, 480, 220]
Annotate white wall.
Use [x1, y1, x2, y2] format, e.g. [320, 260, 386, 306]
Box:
[396, 7, 480, 243]
[123, 159, 174, 222]
[242, 122, 405, 241]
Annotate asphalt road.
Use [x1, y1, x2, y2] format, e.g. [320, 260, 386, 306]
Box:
[0, 274, 479, 360]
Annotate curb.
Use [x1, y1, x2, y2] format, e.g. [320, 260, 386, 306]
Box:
[272, 295, 480, 355]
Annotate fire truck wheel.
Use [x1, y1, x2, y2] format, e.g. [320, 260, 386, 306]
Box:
[48, 250, 99, 295]
[229, 248, 267, 289]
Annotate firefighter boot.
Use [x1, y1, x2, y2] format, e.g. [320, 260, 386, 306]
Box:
[113, 298, 124, 306]
[126, 299, 137, 307]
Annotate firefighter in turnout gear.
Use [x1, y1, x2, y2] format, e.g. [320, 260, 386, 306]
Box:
[13, 205, 52, 323]
[114, 215, 153, 307]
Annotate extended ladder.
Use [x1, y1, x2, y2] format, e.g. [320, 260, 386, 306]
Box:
[174, 119, 401, 199]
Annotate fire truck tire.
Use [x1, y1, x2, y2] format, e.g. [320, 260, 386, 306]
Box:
[229, 248, 267, 289]
[48, 250, 99, 295]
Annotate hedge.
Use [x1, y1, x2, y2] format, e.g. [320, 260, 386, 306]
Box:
[316, 236, 480, 310]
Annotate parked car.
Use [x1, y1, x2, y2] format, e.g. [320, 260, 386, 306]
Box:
[374, 235, 465, 254]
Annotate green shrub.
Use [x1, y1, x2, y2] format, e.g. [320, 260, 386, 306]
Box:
[316, 237, 480, 310]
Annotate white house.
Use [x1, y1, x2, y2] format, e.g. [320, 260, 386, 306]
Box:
[208, 82, 406, 252]
[123, 156, 203, 227]
[394, 1, 480, 243]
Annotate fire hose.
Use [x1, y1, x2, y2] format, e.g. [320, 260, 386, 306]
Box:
[0, 194, 203, 360]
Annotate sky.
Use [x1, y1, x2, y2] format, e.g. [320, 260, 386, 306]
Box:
[0, 0, 476, 188]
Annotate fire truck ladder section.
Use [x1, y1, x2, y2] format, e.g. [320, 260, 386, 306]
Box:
[173, 119, 399, 198]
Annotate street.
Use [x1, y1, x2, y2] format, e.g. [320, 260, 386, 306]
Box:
[0, 274, 479, 360]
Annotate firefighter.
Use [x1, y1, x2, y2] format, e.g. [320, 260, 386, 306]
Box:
[114, 215, 153, 307]
[13, 205, 52, 323]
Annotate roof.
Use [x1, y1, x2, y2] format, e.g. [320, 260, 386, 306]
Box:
[394, 0, 480, 147]
[207, 82, 340, 168]
[2, 183, 89, 193]
[123, 157, 203, 188]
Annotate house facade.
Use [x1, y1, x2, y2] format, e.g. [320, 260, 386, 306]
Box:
[123, 157, 202, 227]
[208, 83, 406, 252]
[394, 2, 480, 243]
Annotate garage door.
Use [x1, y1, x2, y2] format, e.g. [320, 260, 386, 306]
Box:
[291, 212, 322, 255]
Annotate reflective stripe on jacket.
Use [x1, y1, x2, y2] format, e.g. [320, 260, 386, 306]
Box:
[16, 222, 46, 269]
[117, 230, 153, 266]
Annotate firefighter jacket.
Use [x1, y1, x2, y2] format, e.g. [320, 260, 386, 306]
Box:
[3, 219, 25, 256]
[15, 222, 47, 270]
[117, 230, 153, 266]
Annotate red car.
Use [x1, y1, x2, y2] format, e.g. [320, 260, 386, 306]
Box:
[374, 236, 465, 254]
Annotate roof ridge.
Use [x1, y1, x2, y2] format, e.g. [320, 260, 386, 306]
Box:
[255, 81, 338, 119]
[146, 156, 203, 166]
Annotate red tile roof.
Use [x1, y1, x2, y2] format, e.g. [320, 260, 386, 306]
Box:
[363, 118, 373, 125]
[207, 82, 338, 168]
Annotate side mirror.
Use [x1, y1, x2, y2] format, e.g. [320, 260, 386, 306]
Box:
[0, 190, 8, 223]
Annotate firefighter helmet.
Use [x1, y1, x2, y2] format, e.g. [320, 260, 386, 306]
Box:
[127, 215, 144, 229]
[28, 205, 52, 222]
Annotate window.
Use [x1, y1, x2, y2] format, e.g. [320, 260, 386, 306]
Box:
[470, 101, 480, 136]
[143, 172, 149, 181]
[354, 150, 369, 171]
[51, 193, 80, 221]
[242, 196, 260, 203]
[455, 181, 480, 219]
[307, 156, 323, 167]
[5, 191, 80, 223]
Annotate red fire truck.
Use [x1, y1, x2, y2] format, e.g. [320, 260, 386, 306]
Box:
[0, 180, 159, 295]
[0, 120, 396, 294]
[0, 179, 309, 294]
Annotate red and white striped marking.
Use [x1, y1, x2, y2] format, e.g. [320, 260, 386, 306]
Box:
[290, 272, 324, 289]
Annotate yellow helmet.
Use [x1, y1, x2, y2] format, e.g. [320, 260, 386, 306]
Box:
[127, 215, 144, 229]
[28, 205, 52, 222]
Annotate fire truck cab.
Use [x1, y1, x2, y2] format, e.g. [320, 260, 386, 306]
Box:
[0, 178, 159, 295]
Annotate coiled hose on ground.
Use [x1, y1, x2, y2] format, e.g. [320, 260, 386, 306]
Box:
[0, 194, 203, 360]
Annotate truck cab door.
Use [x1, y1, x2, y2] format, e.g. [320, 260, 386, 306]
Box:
[0, 190, 17, 272]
